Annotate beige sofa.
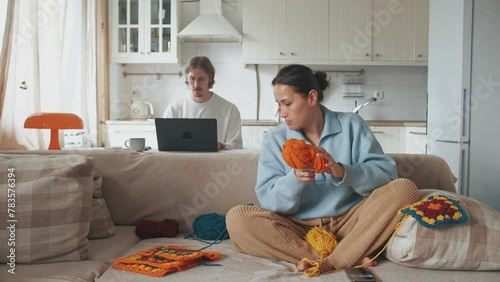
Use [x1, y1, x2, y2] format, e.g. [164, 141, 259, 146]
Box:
[0, 149, 499, 281]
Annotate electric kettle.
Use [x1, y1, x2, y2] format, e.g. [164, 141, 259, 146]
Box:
[130, 99, 154, 120]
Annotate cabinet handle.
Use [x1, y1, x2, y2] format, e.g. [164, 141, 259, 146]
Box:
[372, 131, 384, 134]
[418, 54, 423, 57]
[279, 52, 286, 56]
[409, 131, 426, 135]
[436, 140, 460, 144]
[461, 88, 469, 139]
[376, 53, 380, 57]
[290, 52, 296, 56]
[365, 53, 370, 57]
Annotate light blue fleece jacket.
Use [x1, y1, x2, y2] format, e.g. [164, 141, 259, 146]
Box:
[255, 106, 398, 219]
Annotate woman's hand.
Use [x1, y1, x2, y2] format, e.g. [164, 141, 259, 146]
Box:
[316, 147, 345, 179]
[294, 168, 314, 182]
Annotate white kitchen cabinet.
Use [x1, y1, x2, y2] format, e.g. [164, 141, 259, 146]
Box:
[243, 0, 428, 65]
[110, 0, 179, 64]
[285, 0, 330, 62]
[370, 126, 400, 153]
[241, 125, 275, 150]
[242, 0, 329, 64]
[329, 0, 372, 61]
[414, 0, 429, 61]
[404, 126, 427, 154]
[241, 126, 253, 149]
[251, 126, 274, 150]
[242, 0, 283, 62]
[371, 0, 429, 62]
[105, 123, 158, 149]
[371, 0, 415, 62]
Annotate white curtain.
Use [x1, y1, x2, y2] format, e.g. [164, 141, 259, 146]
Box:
[0, 0, 97, 150]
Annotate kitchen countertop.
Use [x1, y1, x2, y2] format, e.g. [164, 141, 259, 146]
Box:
[104, 119, 426, 127]
[365, 121, 426, 127]
[241, 120, 280, 126]
[103, 119, 155, 125]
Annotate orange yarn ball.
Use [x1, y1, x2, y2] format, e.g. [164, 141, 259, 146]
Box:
[282, 139, 327, 173]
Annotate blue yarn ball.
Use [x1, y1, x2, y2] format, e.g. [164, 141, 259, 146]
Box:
[192, 213, 229, 240]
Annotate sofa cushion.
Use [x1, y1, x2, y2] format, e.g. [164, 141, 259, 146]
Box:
[88, 171, 116, 239]
[385, 189, 500, 270]
[389, 154, 457, 193]
[82, 150, 261, 233]
[89, 198, 116, 239]
[0, 154, 94, 263]
[88, 226, 141, 262]
[1, 261, 110, 282]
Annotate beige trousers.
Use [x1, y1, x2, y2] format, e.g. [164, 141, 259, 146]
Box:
[226, 178, 419, 270]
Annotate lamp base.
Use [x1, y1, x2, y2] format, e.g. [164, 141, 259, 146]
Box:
[48, 129, 61, 150]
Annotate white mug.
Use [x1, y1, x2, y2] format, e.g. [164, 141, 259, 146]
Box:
[124, 138, 146, 152]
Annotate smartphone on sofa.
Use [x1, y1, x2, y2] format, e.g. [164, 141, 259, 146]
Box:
[344, 267, 376, 282]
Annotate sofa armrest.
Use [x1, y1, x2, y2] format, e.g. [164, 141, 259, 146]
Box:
[388, 153, 457, 193]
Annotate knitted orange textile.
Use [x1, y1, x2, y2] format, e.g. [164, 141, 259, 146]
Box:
[282, 138, 327, 173]
[112, 245, 221, 277]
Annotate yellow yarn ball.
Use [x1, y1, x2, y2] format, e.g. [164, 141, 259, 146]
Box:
[304, 227, 338, 258]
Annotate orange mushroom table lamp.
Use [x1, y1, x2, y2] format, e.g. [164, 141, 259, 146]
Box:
[24, 113, 84, 150]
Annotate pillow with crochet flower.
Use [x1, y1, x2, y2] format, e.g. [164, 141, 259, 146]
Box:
[398, 194, 468, 228]
[385, 189, 500, 270]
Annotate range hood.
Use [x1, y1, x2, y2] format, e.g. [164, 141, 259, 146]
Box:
[178, 0, 242, 43]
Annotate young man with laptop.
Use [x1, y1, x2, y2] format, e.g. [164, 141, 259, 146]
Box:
[161, 56, 243, 150]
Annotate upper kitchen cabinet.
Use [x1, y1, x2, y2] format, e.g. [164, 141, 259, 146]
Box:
[242, 0, 283, 62]
[331, 0, 428, 64]
[371, 0, 415, 62]
[370, 0, 429, 63]
[414, 0, 429, 61]
[110, 0, 179, 64]
[243, 0, 428, 65]
[242, 0, 329, 64]
[329, 0, 372, 61]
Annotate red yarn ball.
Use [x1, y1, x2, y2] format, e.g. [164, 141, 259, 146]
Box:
[135, 219, 179, 239]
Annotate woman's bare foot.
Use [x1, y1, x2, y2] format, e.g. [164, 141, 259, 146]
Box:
[296, 259, 335, 273]
[296, 260, 313, 271]
[297, 257, 376, 273]
[360, 257, 378, 267]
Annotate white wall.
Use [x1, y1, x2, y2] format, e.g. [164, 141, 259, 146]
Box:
[109, 0, 427, 122]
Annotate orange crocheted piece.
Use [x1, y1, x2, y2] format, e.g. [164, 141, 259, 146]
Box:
[112, 245, 221, 277]
[112, 257, 199, 277]
[136, 245, 221, 261]
[282, 138, 327, 173]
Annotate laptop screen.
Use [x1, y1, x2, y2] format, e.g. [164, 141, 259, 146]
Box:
[155, 118, 218, 152]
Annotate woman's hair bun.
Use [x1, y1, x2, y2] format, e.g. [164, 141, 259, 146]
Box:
[314, 71, 329, 91]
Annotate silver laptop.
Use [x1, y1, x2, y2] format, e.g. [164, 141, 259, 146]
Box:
[155, 118, 218, 152]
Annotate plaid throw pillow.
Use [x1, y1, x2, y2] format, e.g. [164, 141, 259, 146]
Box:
[0, 154, 94, 263]
[88, 171, 115, 239]
[386, 189, 500, 270]
[399, 194, 468, 228]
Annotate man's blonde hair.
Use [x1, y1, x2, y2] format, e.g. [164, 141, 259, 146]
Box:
[184, 56, 215, 88]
